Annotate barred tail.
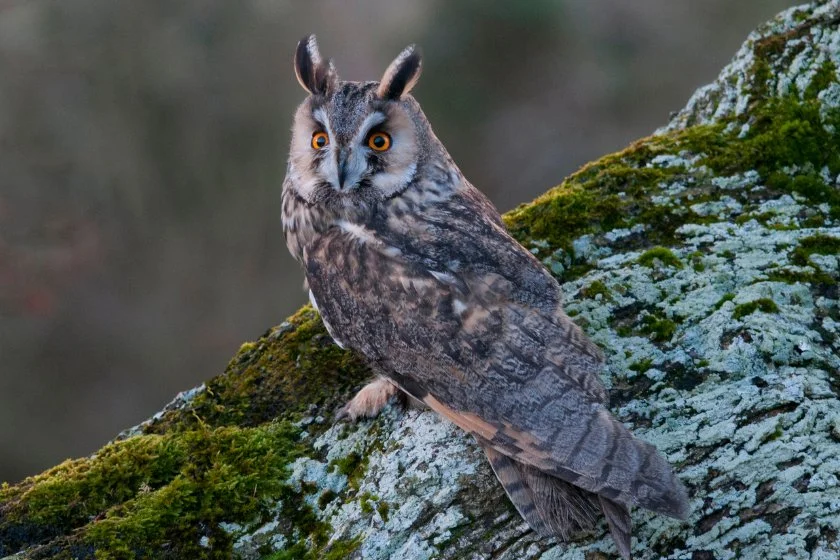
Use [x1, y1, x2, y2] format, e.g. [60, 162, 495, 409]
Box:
[483, 444, 632, 560]
[600, 495, 632, 560]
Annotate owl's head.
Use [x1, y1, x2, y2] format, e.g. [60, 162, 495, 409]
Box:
[286, 35, 443, 209]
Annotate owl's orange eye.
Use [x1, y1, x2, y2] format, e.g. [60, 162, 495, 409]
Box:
[367, 131, 391, 152]
[311, 131, 329, 150]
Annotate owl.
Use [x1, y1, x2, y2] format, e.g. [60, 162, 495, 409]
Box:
[281, 35, 689, 559]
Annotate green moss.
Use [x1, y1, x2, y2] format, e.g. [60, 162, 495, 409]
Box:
[737, 211, 782, 226]
[802, 214, 826, 228]
[687, 250, 707, 272]
[503, 140, 684, 256]
[269, 537, 361, 560]
[732, 298, 780, 320]
[637, 247, 684, 269]
[765, 420, 785, 443]
[0, 308, 378, 557]
[145, 307, 372, 435]
[317, 489, 338, 509]
[747, 18, 815, 99]
[766, 268, 834, 285]
[275, 487, 332, 551]
[504, 90, 840, 262]
[714, 293, 736, 310]
[358, 492, 376, 515]
[672, 96, 840, 219]
[805, 60, 837, 99]
[767, 235, 840, 287]
[376, 501, 390, 522]
[320, 537, 362, 560]
[330, 451, 363, 479]
[750, 57, 774, 100]
[327, 432, 386, 492]
[266, 502, 360, 559]
[791, 234, 840, 264]
[237, 341, 257, 354]
[640, 314, 677, 342]
[0, 422, 310, 558]
[265, 544, 309, 560]
[0, 435, 184, 555]
[628, 358, 654, 374]
[768, 222, 799, 231]
[504, 180, 627, 254]
[579, 280, 613, 302]
[329, 450, 371, 491]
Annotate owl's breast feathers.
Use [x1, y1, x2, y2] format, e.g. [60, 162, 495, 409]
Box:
[303, 186, 689, 520]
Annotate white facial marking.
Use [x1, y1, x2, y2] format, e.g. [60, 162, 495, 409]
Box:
[309, 108, 342, 189]
[373, 162, 417, 195]
[355, 112, 387, 143]
[312, 108, 332, 135]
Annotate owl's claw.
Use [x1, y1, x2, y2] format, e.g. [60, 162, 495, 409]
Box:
[334, 402, 353, 422]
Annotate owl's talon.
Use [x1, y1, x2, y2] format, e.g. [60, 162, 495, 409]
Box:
[334, 402, 353, 422]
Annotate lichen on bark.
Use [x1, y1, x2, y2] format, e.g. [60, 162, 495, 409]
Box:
[3, 2, 840, 559]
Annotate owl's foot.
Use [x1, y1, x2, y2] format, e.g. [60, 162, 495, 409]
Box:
[337, 377, 403, 421]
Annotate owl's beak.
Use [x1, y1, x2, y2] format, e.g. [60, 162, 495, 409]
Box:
[337, 150, 349, 190]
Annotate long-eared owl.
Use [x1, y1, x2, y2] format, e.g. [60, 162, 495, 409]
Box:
[281, 35, 689, 559]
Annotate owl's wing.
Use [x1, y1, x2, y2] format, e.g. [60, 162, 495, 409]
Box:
[304, 195, 688, 519]
[399, 291, 688, 520]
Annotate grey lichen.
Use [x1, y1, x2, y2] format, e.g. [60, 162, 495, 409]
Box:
[662, 1, 840, 133]
[3, 2, 840, 559]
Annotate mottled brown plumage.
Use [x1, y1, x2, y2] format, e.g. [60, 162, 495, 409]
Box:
[281, 35, 689, 559]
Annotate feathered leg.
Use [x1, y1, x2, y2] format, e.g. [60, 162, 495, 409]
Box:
[337, 375, 425, 421]
[336, 376, 401, 420]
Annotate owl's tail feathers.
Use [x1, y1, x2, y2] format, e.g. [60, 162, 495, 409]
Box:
[600, 495, 632, 560]
[483, 445, 632, 559]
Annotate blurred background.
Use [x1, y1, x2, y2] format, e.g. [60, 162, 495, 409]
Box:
[0, 0, 796, 483]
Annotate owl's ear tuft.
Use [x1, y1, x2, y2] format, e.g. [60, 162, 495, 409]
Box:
[294, 35, 337, 96]
[377, 44, 422, 100]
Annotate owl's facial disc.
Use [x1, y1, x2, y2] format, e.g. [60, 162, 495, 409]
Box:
[293, 98, 419, 201]
[288, 39, 427, 207]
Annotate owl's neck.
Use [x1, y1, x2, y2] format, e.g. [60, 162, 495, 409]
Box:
[282, 187, 361, 262]
[282, 163, 464, 262]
